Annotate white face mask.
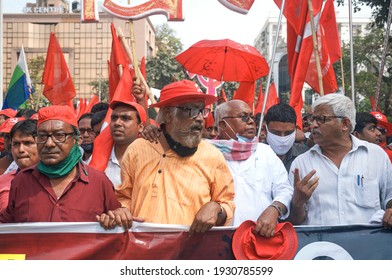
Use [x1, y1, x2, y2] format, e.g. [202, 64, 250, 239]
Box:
[266, 126, 296, 155]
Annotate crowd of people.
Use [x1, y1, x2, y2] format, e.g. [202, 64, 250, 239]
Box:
[0, 78, 392, 237]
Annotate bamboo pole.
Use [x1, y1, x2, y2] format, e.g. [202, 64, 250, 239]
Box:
[307, 0, 324, 96]
[373, 0, 392, 111]
[116, 26, 158, 113]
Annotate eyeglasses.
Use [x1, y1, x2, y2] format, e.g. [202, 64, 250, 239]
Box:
[309, 115, 345, 124]
[79, 128, 95, 135]
[174, 106, 211, 118]
[223, 114, 255, 123]
[35, 132, 75, 144]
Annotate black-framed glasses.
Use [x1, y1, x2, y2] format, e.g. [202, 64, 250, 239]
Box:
[35, 132, 75, 144]
[79, 128, 95, 135]
[309, 115, 345, 124]
[223, 114, 255, 123]
[174, 106, 211, 118]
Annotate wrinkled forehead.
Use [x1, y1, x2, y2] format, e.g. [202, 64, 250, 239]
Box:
[38, 120, 73, 132]
[312, 104, 334, 115]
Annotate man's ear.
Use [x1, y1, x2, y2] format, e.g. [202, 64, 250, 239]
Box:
[352, 130, 361, 139]
[163, 107, 172, 123]
[77, 135, 83, 146]
[219, 120, 227, 131]
[342, 118, 352, 132]
[138, 123, 144, 133]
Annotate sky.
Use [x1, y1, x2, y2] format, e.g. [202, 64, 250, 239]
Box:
[4, 0, 372, 50]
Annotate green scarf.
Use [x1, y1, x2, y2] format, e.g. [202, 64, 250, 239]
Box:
[37, 144, 82, 179]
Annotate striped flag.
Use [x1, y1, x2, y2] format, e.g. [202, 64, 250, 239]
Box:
[2, 46, 33, 109]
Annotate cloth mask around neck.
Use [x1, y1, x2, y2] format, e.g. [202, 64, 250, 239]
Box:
[161, 124, 198, 157]
[37, 143, 82, 178]
[266, 126, 296, 155]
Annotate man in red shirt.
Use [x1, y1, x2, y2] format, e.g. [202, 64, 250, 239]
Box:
[0, 105, 128, 227]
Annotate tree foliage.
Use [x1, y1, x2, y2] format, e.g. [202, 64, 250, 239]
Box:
[333, 27, 391, 114]
[336, 0, 391, 28]
[146, 23, 186, 90]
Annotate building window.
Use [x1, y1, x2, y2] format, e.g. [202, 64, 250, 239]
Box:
[75, 22, 80, 30]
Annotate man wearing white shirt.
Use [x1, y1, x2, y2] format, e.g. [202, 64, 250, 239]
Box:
[288, 94, 392, 228]
[105, 100, 146, 188]
[213, 100, 293, 237]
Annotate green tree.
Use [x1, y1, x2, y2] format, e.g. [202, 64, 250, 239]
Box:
[26, 56, 50, 110]
[89, 79, 109, 103]
[334, 27, 392, 114]
[336, 0, 391, 28]
[146, 23, 186, 90]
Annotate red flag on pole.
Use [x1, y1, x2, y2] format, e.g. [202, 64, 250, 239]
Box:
[232, 81, 255, 110]
[108, 23, 133, 102]
[42, 32, 76, 105]
[254, 82, 279, 115]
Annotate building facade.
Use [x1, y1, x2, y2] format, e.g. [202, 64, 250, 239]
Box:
[2, 0, 156, 100]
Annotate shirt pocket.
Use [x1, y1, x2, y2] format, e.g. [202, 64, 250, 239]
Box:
[352, 175, 380, 209]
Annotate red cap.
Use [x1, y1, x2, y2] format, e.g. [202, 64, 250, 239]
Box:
[0, 117, 25, 133]
[150, 80, 217, 108]
[370, 111, 392, 136]
[109, 101, 147, 124]
[0, 108, 17, 118]
[37, 105, 78, 128]
[232, 221, 298, 260]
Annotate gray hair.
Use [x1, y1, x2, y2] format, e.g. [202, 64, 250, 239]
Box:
[154, 107, 177, 124]
[214, 102, 232, 134]
[312, 93, 356, 133]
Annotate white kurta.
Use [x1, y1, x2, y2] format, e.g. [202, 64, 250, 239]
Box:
[226, 142, 293, 226]
[104, 146, 121, 189]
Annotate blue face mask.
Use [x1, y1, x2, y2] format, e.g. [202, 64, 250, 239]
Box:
[236, 134, 256, 143]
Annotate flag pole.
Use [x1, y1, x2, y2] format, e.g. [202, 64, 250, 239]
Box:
[116, 26, 158, 113]
[0, 0, 3, 108]
[340, 57, 345, 94]
[256, 0, 286, 139]
[307, 0, 324, 96]
[348, 0, 355, 105]
[373, 0, 392, 111]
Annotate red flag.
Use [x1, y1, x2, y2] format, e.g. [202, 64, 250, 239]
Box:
[42, 32, 77, 105]
[76, 98, 87, 119]
[321, 0, 341, 63]
[254, 82, 279, 115]
[232, 81, 255, 109]
[217, 88, 228, 103]
[89, 68, 136, 171]
[86, 95, 99, 113]
[108, 23, 133, 102]
[140, 56, 147, 80]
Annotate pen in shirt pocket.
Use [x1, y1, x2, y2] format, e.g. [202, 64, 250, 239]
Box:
[356, 175, 364, 188]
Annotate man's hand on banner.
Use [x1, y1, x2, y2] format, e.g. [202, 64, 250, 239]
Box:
[96, 207, 145, 230]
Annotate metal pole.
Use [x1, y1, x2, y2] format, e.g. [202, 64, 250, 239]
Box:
[257, 0, 286, 139]
[373, 0, 392, 111]
[0, 0, 3, 108]
[348, 0, 355, 105]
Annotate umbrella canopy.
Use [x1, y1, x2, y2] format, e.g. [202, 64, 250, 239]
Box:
[175, 39, 269, 82]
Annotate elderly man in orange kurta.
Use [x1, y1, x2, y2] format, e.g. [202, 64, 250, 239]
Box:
[98, 80, 235, 235]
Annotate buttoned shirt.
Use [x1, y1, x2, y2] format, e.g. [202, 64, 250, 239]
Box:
[0, 162, 121, 223]
[225, 143, 293, 226]
[117, 138, 235, 226]
[289, 136, 392, 225]
[105, 146, 121, 188]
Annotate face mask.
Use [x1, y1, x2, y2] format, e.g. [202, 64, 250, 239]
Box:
[236, 134, 257, 143]
[223, 120, 255, 142]
[81, 143, 94, 154]
[266, 127, 296, 155]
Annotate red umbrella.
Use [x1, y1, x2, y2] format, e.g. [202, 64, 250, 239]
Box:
[175, 39, 269, 82]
